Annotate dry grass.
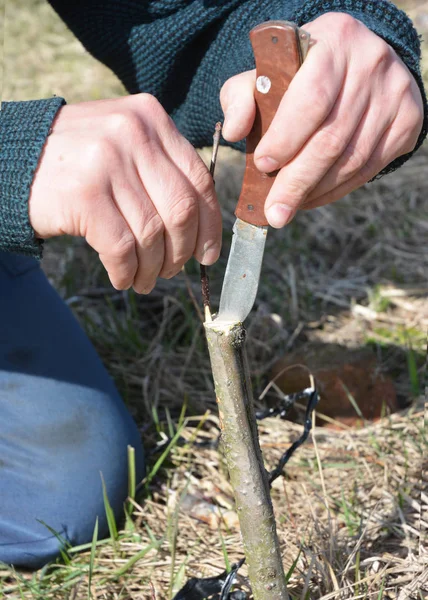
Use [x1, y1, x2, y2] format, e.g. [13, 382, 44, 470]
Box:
[1, 1, 427, 598]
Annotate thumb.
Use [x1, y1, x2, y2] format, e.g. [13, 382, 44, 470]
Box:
[220, 70, 256, 142]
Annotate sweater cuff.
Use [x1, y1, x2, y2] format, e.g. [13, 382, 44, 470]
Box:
[293, 0, 428, 177]
[0, 97, 66, 258]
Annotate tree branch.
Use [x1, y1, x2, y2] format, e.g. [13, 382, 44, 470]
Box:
[204, 320, 289, 600]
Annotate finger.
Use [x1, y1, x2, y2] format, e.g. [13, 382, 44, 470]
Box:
[193, 170, 223, 266]
[110, 172, 165, 294]
[220, 70, 257, 142]
[302, 124, 406, 210]
[304, 89, 423, 206]
[158, 182, 198, 279]
[304, 109, 390, 205]
[263, 75, 370, 227]
[254, 41, 346, 172]
[84, 194, 138, 290]
[133, 210, 165, 293]
[135, 140, 199, 279]
[160, 127, 222, 266]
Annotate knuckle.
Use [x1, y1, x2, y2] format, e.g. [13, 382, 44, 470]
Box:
[369, 41, 392, 74]
[85, 138, 118, 170]
[400, 135, 418, 156]
[169, 193, 198, 230]
[109, 232, 136, 261]
[139, 93, 170, 127]
[106, 110, 140, 137]
[401, 141, 416, 156]
[410, 115, 423, 147]
[316, 127, 346, 161]
[106, 109, 155, 149]
[394, 76, 413, 102]
[355, 157, 376, 185]
[190, 160, 215, 198]
[341, 143, 368, 176]
[307, 81, 334, 121]
[139, 93, 162, 113]
[285, 176, 310, 204]
[141, 212, 165, 248]
[396, 90, 423, 153]
[334, 13, 360, 38]
[168, 245, 194, 274]
[402, 119, 422, 154]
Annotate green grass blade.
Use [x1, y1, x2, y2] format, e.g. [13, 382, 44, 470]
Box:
[145, 422, 186, 487]
[377, 576, 386, 600]
[126, 445, 136, 517]
[145, 524, 158, 544]
[37, 520, 71, 565]
[151, 404, 161, 433]
[101, 473, 118, 541]
[218, 525, 231, 574]
[114, 538, 163, 578]
[165, 407, 175, 439]
[285, 548, 302, 584]
[178, 397, 187, 428]
[69, 536, 115, 554]
[88, 517, 98, 600]
[407, 344, 420, 396]
[128, 445, 136, 501]
[171, 559, 188, 597]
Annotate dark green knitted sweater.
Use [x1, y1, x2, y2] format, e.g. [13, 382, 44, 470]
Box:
[0, 0, 426, 257]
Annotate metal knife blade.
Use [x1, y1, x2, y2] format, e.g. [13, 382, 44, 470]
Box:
[218, 218, 267, 322]
[217, 21, 309, 323]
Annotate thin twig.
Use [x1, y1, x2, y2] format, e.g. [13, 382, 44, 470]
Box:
[209, 121, 222, 179]
[201, 266, 212, 323]
[182, 265, 204, 323]
[200, 122, 222, 322]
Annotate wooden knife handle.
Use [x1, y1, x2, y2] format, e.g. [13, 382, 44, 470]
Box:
[235, 21, 306, 226]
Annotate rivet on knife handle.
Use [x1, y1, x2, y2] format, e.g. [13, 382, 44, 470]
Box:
[235, 21, 309, 227]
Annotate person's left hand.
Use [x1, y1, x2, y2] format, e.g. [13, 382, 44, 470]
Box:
[220, 13, 424, 228]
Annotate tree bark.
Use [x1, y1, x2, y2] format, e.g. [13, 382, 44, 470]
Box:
[204, 320, 288, 600]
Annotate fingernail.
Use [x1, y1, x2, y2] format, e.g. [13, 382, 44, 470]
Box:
[201, 241, 220, 265]
[222, 107, 236, 140]
[134, 284, 154, 295]
[256, 156, 280, 172]
[222, 115, 231, 138]
[266, 204, 295, 228]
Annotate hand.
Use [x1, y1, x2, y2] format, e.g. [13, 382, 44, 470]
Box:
[29, 94, 221, 293]
[221, 13, 424, 227]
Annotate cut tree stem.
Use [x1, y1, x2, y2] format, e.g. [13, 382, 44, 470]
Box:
[204, 320, 289, 600]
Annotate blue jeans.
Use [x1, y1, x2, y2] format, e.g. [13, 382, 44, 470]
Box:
[0, 252, 145, 569]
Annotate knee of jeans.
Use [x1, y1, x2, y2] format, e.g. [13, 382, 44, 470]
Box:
[61, 395, 146, 545]
[0, 388, 145, 570]
[0, 442, 145, 570]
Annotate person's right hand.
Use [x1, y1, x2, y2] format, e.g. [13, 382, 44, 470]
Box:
[29, 94, 221, 294]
